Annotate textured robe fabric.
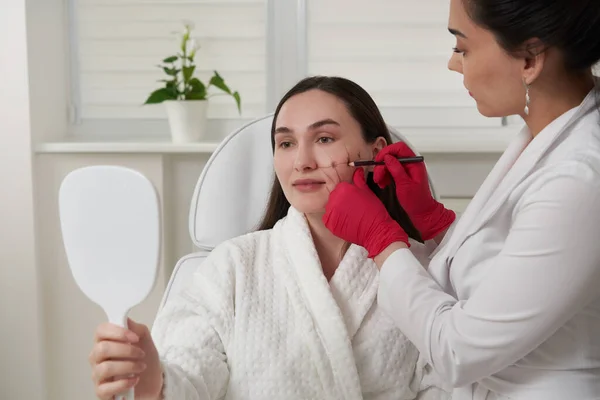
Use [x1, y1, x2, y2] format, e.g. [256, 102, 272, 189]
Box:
[151, 206, 449, 399]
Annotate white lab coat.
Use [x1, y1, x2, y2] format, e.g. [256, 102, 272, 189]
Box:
[152, 206, 449, 400]
[378, 86, 600, 400]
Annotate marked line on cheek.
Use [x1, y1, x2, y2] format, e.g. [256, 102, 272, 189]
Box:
[315, 153, 337, 195]
[314, 145, 350, 183]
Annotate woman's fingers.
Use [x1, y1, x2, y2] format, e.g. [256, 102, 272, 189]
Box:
[89, 340, 146, 365]
[94, 322, 140, 344]
[372, 164, 392, 188]
[352, 168, 368, 189]
[93, 360, 147, 383]
[95, 376, 139, 400]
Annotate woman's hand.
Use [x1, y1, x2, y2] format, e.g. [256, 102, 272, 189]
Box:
[89, 318, 163, 400]
[373, 142, 456, 241]
[323, 168, 409, 258]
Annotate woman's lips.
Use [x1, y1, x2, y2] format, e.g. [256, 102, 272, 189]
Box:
[293, 179, 326, 192]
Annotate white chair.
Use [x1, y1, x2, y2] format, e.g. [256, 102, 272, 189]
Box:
[158, 114, 439, 309]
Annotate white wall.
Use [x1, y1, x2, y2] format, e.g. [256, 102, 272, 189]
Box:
[0, 0, 46, 398]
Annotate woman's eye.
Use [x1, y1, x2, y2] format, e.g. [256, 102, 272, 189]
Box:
[452, 46, 465, 55]
[318, 137, 334, 144]
[278, 141, 292, 149]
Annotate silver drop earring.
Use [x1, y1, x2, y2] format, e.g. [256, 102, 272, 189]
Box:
[523, 80, 531, 116]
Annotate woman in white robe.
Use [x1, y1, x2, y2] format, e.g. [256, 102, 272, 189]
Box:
[87, 76, 449, 400]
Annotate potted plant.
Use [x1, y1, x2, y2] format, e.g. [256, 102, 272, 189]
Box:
[144, 22, 241, 143]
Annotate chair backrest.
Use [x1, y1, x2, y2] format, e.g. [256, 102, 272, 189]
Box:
[158, 114, 438, 309]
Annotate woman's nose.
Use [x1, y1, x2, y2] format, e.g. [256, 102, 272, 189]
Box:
[448, 52, 463, 74]
[294, 145, 318, 171]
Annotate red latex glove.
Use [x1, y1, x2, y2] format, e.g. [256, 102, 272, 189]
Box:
[323, 169, 409, 258]
[373, 142, 456, 241]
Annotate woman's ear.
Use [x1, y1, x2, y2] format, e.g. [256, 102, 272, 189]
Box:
[371, 137, 387, 159]
[365, 137, 388, 172]
[522, 38, 546, 85]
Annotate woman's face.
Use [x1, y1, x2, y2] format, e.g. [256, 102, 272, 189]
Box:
[447, 0, 527, 117]
[273, 89, 385, 216]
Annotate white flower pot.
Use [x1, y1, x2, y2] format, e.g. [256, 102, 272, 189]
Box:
[164, 100, 208, 143]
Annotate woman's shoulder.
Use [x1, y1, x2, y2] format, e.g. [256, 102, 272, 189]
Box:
[208, 228, 275, 266]
[190, 214, 294, 288]
[535, 112, 600, 183]
[178, 228, 277, 300]
[557, 108, 600, 160]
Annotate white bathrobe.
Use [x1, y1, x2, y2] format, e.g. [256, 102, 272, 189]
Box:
[151, 206, 449, 400]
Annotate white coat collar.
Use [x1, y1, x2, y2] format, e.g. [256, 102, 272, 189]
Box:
[434, 85, 600, 272]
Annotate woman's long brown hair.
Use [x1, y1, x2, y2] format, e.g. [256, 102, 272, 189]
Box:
[256, 76, 422, 243]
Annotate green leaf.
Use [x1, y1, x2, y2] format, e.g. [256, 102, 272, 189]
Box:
[181, 29, 190, 53]
[208, 71, 241, 114]
[185, 91, 207, 100]
[163, 56, 178, 63]
[189, 46, 198, 60]
[163, 67, 179, 76]
[158, 78, 176, 84]
[182, 65, 195, 84]
[157, 79, 180, 96]
[188, 77, 206, 93]
[185, 77, 207, 100]
[208, 71, 232, 94]
[144, 88, 178, 104]
[232, 91, 242, 114]
[166, 84, 180, 98]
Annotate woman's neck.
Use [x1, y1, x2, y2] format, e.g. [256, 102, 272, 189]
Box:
[305, 212, 347, 281]
[523, 71, 595, 137]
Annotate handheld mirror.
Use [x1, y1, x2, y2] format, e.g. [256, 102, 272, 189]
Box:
[59, 165, 161, 400]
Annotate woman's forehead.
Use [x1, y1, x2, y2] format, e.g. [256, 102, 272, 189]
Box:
[276, 91, 354, 130]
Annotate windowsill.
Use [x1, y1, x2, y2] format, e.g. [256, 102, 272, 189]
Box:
[34, 136, 220, 154]
[33, 125, 522, 155]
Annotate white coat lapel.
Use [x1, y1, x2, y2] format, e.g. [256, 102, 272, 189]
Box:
[431, 127, 531, 268]
[464, 92, 599, 241]
[276, 207, 363, 400]
[438, 87, 599, 266]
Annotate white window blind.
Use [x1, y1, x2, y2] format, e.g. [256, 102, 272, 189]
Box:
[71, 0, 267, 122]
[307, 0, 503, 128]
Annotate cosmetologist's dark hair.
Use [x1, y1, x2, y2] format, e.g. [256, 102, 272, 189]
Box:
[463, 0, 600, 73]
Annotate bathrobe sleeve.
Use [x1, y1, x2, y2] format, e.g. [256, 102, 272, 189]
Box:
[151, 242, 238, 400]
[378, 166, 600, 388]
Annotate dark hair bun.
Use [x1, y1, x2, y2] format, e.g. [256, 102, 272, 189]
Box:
[466, 0, 600, 72]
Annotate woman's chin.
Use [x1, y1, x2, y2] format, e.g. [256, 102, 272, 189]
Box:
[475, 102, 492, 117]
[290, 201, 326, 217]
[475, 102, 508, 118]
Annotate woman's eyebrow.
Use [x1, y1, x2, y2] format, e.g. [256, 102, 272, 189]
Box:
[307, 118, 340, 130]
[274, 126, 292, 135]
[448, 27, 467, 38]
[274, 118, 340, 135]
